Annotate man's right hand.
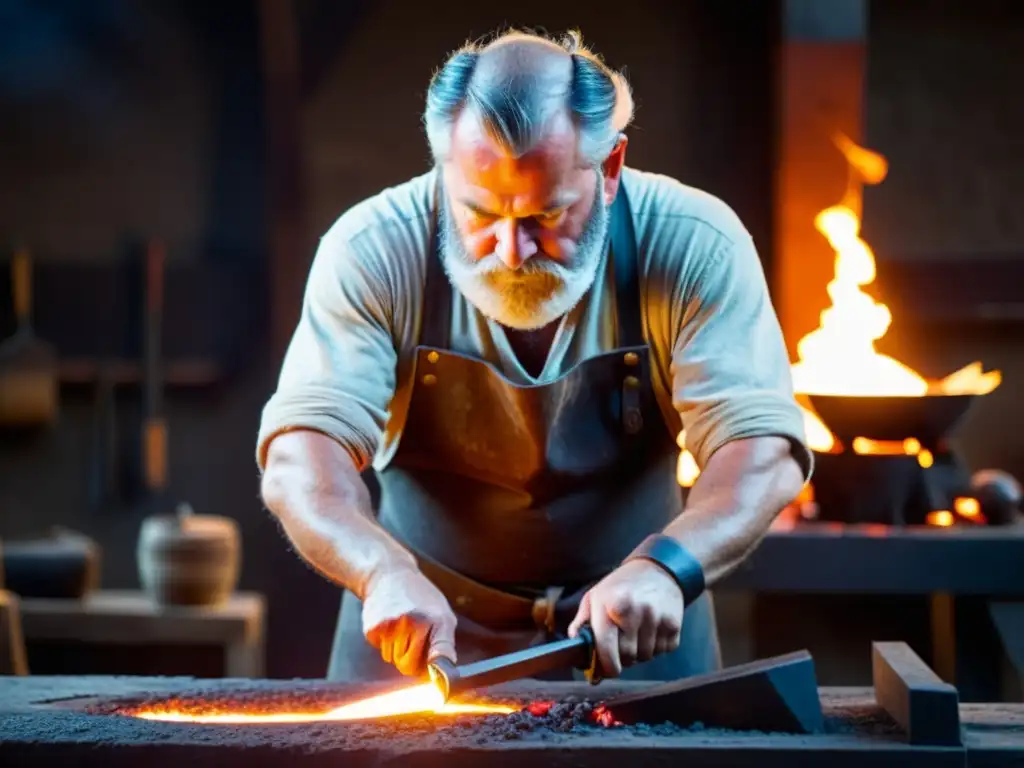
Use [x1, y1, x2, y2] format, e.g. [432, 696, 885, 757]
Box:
[361, 564, 458, 677]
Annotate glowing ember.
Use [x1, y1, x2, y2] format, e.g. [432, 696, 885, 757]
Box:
[852, 437, 918, 456]
[592, 704, 622, 728]
[133, 683, 515, 724]
[849, 437, 933, 468]
[955, 496, 982, 520]
[676, 431, 700, 488]
[926, 510, 955, 528]
[525, 700, 554, 717]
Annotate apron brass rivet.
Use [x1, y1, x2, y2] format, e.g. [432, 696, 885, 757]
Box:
[624, 352, 639, 366]
[422, 374, 438, 386]
[624, 375, 640, 389]
[455, 595, 470, 607]
[427, 351, 440, 364]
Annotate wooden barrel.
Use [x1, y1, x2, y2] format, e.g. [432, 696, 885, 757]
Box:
[137, 504, 240, 607]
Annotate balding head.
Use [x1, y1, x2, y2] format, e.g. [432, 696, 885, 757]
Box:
[424, 30, 634, 166]
[426, 31, 633, 331]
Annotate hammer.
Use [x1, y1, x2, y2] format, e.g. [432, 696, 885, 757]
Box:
[427, 625, 601, 703]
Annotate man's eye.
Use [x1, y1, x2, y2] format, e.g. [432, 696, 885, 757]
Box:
[466, 209, 496, 224]
[536, 210, 565, 225]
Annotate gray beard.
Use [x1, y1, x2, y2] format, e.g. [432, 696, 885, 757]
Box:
[438, 177, 609, 331]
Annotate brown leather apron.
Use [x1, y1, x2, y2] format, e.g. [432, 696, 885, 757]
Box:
[327, 183, 721, 682]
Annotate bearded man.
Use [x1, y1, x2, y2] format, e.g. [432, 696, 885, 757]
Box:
[257, 29, 811, 683]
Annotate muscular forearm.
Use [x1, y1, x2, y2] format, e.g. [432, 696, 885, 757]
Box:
[660, 436, 804, 586]
[260, 430, 417, 600]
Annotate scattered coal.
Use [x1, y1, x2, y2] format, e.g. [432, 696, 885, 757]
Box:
[467, 698, 604, 741]
[824, 704, 903, 737]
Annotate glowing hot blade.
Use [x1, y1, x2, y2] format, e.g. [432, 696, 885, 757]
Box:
[133, 682, 515, 724]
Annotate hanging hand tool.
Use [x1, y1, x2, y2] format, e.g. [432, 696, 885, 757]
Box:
[140, 240, 168, 503]
[428, 625, 601, 703]
[0, 247, 58, 427]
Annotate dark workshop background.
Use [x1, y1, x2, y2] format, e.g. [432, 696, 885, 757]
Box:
[1, 0, 1022, 680]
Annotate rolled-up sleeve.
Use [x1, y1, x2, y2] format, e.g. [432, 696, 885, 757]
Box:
[256, 231, 397, 472]
[671, 233, 813, 480]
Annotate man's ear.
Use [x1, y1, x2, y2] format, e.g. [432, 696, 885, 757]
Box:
[601, 134, 628, 205]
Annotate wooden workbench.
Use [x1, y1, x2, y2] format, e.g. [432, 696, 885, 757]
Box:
[18, 589, 265, 677]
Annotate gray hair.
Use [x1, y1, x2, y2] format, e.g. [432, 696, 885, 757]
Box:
[423, 29, 635, 167]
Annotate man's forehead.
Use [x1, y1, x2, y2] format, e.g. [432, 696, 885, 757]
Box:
[448, 109, 580, 200]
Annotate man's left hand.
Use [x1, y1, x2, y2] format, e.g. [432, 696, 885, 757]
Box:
[567, 559, 683, 677]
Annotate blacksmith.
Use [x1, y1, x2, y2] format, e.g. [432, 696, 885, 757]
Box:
[257, 30, 811, 683]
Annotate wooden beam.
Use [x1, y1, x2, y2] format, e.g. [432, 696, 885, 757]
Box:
[872, 641, 962, 746]
[774, 0, 868, 357]
[258, 0, 308, 359]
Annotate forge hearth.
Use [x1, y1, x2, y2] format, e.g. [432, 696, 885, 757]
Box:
[810, 448, 964, 526]
[807, 439, 1022, 527]
[3, 643, 1023, 767]
[798, 393, 1021, 527]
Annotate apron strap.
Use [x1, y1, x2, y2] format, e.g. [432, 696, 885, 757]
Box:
[421, 179, 643, 349]
[422, 182, 452, 349]
[609, 183, 644, 348]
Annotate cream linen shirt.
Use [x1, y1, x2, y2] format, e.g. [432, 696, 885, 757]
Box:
[256, 166, 812, 480]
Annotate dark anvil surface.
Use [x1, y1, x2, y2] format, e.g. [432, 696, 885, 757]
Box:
[1, 675, 1022, 768]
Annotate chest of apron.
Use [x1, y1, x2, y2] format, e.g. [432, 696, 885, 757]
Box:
[376, 184, 682, 588]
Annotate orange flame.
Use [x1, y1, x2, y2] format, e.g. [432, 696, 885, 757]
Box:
[791, 136, 929, 398]
[133, 683, 515, 724]
[677, 134, 1002, 486]
[791, 133, 1001, 451]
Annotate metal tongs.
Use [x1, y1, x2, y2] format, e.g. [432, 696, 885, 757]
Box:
[427, 625, 601, 703]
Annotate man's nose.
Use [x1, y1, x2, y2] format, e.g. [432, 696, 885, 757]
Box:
[495, 218, 538, 269]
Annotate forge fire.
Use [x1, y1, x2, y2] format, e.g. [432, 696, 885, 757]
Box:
[676, 131, 1019, 530]
[82, 682, 622, 738]
[789, 134, 1000, 448]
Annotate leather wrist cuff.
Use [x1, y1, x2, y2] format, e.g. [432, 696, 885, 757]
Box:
[628, 534, 706, 606]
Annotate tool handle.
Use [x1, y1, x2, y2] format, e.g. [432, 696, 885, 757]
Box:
[144, 240, 164, 417]
[575, 624, 602, 684]
[141, 240, 167, 494]
[429, 623, 601, 703]
[146, 240, 165, 316]
[11, 247, 32, 325]
[143, 417, 168, 492]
